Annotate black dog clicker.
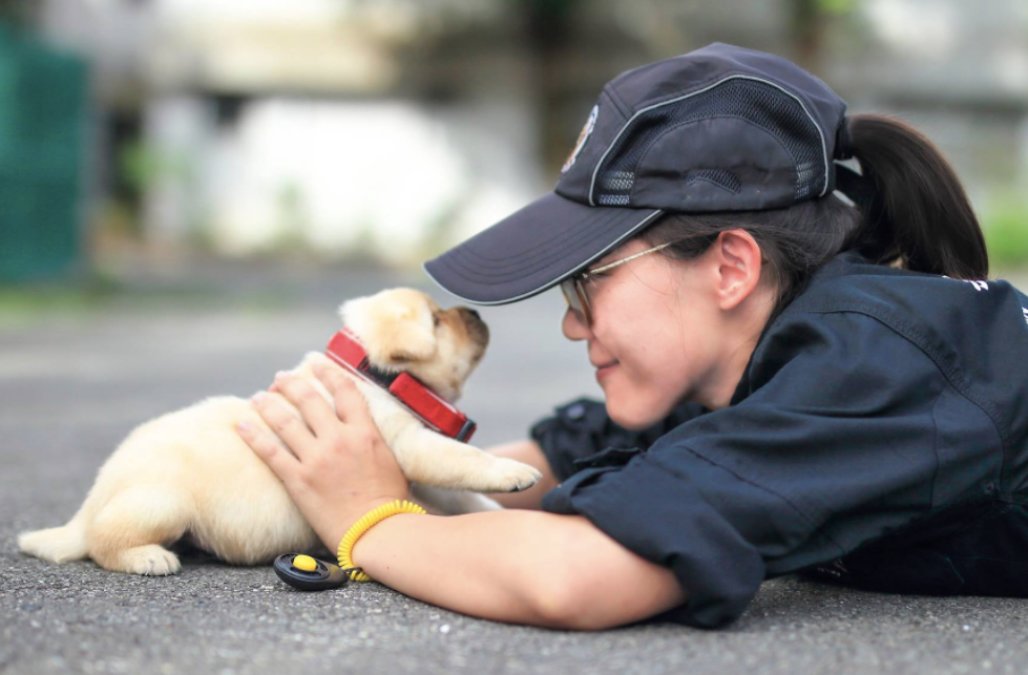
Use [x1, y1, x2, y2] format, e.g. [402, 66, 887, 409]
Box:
[273, 553, 359, 591]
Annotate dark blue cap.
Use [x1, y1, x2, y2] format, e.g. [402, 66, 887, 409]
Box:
[424, 43, 849, 305]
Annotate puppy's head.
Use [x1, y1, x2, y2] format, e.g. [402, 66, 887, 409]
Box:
[340, 288, 489, 402]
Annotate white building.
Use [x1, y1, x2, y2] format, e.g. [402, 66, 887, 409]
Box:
[36, 0, 1028, 267]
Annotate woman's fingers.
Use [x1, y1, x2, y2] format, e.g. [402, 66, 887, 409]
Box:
[267, 372, 343, 441]
[250, 364, 387, 470]
[313, 363, 373, 425]
[313, 364, 401, 475]
[250, 389, 318, 456]
[236, 418, 298, 478]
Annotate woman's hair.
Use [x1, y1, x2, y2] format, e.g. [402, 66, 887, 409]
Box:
[642, 113, 990, 315]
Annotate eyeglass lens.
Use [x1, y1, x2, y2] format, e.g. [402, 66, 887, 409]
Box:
[560, 278, 591, 325]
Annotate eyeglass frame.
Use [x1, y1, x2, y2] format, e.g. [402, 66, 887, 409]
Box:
[559, 241, 674, 326]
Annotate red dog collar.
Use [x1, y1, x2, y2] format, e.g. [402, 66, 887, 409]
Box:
[325, 329, 477, 442]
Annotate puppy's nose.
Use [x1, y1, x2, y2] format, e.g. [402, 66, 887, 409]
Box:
[457, 306, 489, 344]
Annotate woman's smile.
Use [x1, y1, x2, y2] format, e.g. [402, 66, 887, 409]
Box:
[593, 359, 619, 382]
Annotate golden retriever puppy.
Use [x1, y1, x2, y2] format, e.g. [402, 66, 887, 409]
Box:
[18, 288, 540, 575]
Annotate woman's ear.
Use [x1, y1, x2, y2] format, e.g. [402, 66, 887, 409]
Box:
[712, 229, 765, 311]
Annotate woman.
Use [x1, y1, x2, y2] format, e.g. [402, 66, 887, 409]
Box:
[237, 43, 1028, 629]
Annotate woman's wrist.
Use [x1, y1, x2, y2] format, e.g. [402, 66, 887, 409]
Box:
[309, 496, 404, 554]
[337, 499, 428, 581]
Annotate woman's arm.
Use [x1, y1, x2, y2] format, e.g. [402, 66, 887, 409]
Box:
[239, 365, 685, 630]
[353, 508, 685, 629]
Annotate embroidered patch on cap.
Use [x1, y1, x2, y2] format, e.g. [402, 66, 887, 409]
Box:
[561, 104, 598, 174]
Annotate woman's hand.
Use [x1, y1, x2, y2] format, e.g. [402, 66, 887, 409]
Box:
[236, 363, 410, 549]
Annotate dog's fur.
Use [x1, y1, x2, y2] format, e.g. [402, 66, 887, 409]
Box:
[18, 288, 541, 575]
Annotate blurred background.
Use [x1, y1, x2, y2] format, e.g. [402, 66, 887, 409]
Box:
[1, 0, 1027, 286]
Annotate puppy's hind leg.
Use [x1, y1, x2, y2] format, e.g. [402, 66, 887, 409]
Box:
[88, 487, 190, 576]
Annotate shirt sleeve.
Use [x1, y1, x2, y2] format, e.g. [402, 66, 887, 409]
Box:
[541, 310, 1000, 628]
[530, 398, 707, 482]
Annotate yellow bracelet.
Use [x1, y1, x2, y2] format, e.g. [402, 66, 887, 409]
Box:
[337, 499, 427, 582]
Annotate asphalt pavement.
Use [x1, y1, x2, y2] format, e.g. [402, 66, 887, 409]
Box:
[2, 258, 1026, 674]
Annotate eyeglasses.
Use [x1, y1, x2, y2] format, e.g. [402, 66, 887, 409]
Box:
[559, 241, 673, 326]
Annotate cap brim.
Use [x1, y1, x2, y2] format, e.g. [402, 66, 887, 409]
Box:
[423, 192, 663, 305]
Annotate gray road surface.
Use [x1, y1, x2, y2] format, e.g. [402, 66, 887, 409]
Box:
[2, 260, 1025, 674]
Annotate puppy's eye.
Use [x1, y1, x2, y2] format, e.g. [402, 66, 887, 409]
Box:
[433, 314, 441, 328]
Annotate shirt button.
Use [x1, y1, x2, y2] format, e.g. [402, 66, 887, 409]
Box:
[566, 403, 586, 420]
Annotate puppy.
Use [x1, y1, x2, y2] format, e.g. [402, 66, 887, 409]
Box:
[18, 288, 541, 575]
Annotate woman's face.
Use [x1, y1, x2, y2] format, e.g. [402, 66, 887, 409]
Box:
[561, 237, 762, 429]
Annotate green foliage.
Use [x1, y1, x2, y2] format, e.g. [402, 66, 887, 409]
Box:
[816, 0, 858, 14]
[119, 141, 194, 194]
[983, 198, 1028, 270]
[0, 273, 120, 326]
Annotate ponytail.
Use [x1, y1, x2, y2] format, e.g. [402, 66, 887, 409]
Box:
[842, 114, 988, 279]
[642, 113, 989, 319]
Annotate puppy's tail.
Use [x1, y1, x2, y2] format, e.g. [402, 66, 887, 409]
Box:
[18, 511, 89, 563]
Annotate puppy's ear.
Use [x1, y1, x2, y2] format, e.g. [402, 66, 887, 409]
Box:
[379, 308, 436, 364]
[340, 290, 438, 370]
[368, 305, 437, 367]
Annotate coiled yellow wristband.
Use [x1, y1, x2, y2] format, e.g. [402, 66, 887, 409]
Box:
[336, 499, 427, 582]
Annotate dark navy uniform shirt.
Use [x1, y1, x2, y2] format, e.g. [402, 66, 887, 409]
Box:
[534, 252, 1028, 628]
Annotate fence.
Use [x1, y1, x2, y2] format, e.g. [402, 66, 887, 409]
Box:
[0, 23, 87, 282]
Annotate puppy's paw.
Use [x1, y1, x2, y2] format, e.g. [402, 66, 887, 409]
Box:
[481, 458, 543, 493]
[118, 545, 182, 576]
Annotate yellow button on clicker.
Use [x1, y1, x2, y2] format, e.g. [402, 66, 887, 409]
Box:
[291, 554, 318, 572]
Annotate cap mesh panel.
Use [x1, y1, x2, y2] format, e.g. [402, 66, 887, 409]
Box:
[596, 78, 823, 206]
